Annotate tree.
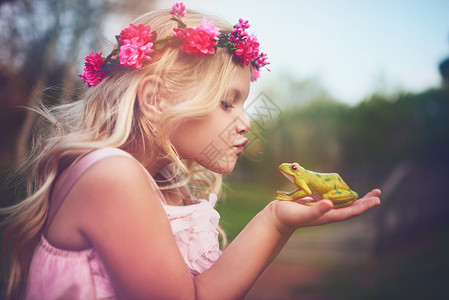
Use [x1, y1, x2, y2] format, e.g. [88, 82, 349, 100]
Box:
[0, 0, 155, 164]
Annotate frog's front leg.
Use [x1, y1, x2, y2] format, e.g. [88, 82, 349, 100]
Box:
[276, 189, 310, 201]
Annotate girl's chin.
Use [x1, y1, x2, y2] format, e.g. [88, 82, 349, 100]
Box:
[197, 159, 237, 175]
[208, 164, 236, 175]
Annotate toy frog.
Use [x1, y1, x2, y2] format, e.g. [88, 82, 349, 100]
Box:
[276, 162, 358, 208]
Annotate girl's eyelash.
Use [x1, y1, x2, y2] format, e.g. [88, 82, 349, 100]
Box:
[221, 101, 234, 110]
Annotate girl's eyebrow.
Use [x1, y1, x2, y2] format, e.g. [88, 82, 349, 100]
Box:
[227, 88, 243, 102]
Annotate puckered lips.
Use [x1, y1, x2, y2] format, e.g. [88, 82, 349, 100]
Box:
[234, 139, 248, 155]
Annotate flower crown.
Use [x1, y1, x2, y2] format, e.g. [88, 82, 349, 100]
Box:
[79, 2, 270, 87]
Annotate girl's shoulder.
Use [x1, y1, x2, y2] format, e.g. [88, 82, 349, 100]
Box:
[46, 147, 165, 250]
[70, 147, 149, 184]
[50, 147, 161, 213]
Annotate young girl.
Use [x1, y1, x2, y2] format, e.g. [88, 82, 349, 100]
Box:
[2, 3, 381, 299]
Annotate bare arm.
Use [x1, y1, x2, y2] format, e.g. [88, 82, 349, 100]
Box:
[195, 189, 381, 300]
[72, 157, 380, 300]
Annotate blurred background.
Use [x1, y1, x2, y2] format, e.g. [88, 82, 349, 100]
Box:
[1, 0, 448, 299]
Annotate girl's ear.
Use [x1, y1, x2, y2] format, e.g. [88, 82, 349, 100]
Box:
[137, 74, 167, 122]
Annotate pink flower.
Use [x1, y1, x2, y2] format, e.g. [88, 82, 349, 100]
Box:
[118, 44, 152, 68]
[229, 19, 250, 43]
[250, 65, 260, 82]
[235, 18, 250, 30]
[78, 52, 106, 87]
[234, 34, 260, 65]
[175, 17, 219, 57]
[118, 24, 154, 68]
[253, 52, 270, 70]
[228, 27, 248, 43]
[173, 26, 186, 40]
[170, 2, 186, 19]
[119, 24, 152, 44]
[250, 53, 270, 81]
[197, 17, 220, 38]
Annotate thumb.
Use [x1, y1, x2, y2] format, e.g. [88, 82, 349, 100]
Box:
[307, 200, 333, 221]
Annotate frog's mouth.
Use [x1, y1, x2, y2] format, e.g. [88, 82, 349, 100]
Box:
[279, 171, 300, 195]
[280, 171, 295, 183]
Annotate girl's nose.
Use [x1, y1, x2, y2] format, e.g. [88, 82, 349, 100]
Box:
[237, 112, 251, 135]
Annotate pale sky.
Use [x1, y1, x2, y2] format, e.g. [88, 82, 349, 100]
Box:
[153, 0, 449, 105]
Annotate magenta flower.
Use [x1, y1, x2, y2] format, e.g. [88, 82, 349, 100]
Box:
[253, 52, 270, 70]
[251, 53, 270, 82]
[119, 24, 152, 43]
[118, 24, 154, 68]
[170, 2, 186, 19]
[250, 66, 260, 82]
[175, 17, 219, 57]
[118, 44, 151, 68]
[172, 26, 187, 40]
[235, 19, 250, 30]
[234, 34, 260, 65]
[78, 52, 106, 87]
[229, 19, 250, 43]
[229, 27, 248, 43]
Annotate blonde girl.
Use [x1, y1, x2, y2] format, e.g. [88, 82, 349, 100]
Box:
[2, 3, 381, 299]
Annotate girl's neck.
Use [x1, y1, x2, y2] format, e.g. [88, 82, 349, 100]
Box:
[122, 144, 171, 177]
[139, 153, 172, 177]
[147, 159, 171, 177]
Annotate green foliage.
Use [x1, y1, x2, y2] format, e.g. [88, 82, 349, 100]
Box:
[218, 183, 273, 241]
[235, 88, 449, 187]
[345, 89, 449, 163]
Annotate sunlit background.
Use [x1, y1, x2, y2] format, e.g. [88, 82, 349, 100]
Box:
[158, 0, 449, 104]
[1, 0, 448, 299]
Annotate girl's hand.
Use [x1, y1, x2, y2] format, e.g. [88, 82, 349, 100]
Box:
[269, 189, 381, 234]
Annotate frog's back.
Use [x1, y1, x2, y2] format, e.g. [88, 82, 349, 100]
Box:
[304, 171, 350, 194]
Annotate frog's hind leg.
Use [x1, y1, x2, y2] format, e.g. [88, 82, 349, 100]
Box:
[332, 198, 357, 208]
[322, 188, 358, 208]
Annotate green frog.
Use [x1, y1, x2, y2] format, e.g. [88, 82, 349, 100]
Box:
[276, 162, 358, 208]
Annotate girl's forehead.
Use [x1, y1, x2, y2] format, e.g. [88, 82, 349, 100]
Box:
[227, 66, 251, 99]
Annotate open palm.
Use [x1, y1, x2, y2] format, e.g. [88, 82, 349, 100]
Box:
[271, 189, 382, 233]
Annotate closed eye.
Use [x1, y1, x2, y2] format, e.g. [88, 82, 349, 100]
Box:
[221, 101, 235, 110]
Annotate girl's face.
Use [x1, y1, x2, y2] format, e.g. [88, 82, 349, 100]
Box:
[170, 66, 251, 174]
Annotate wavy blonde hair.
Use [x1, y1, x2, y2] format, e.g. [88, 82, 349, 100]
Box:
[1, 9, 244, 299]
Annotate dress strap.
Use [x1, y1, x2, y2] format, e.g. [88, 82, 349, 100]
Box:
[45, 148, 166, 232]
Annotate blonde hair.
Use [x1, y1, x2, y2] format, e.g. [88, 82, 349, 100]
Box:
[1, 8, 243, 299]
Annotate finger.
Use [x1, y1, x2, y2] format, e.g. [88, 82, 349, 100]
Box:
[359, 193, 381, 208]
[341, 194, 381, 217]
[363, 188, 381, 198]
[311, 194, 380, 226]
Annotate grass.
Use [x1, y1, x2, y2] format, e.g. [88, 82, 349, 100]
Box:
[217, 182, 274, 241]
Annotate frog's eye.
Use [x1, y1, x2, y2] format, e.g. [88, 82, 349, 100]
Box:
[291, 165, 297, 171]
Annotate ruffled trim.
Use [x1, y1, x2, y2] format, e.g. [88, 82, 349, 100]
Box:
[88, 251, 116, 298]
[164, 194, 222, 276]
[33, 236, 116, 299]
[39, 235, 93, 258]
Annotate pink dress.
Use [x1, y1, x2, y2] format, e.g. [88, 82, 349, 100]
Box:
[26, 148, 222, 299]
